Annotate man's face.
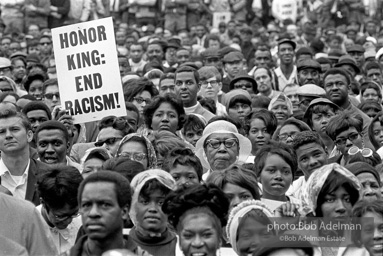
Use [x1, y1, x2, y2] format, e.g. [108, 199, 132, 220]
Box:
[283, 85, 300, 112]
[254, 68, 272, 94]
[278, 43, 294, 65]
[125, 37, 135, 50]
[224, 60, 243, 78]
[12, 59, 26, 81]
[204, 133, 239, 171]
[366, 22, 376, 35]
[196, 26, 206, 38]
[43, 85, 61, 111]
[9, 42, 20, 54]
[176, 49, 190, 65]
[118, 57, 130, 77]
[324, 74, 350, 106]
[36, 129, 69, 164]
[0, 117, 32, 154]
[130, 44, 144, 63]
[233, 79, 255, 94]
[80, 182, 128, 241]
[28, 45, 40, 55]
[296, 142, 327, 178]
[0, 38, 11, 55]
[39, 37, 52, 55]
[147, 44, 163, 62]
[255, 50, 272, 68]
[348, 51, 364, 68]
[165, 47, 177, 66]
[199, 76, 221, 100]
[175, 72, 200, 107]
[28, 25, 40, 38]
[115, 31, 126, 45]
[26, 110, 49, 133]
[159, 78, 175, 96]
[227, 22, 236, 33]
[367, 68, 383, 85]
[125, 110, 138, 132]
[298, 68, 320, 86]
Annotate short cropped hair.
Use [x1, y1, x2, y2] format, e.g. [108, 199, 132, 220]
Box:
[292, 131, 326, 152]
[42, 78, 58, 94]
[37, 164, 83, 209]
[175, 66, 200, 84]
[323, 68, 351, 86]
[0, 109, 31, 131]
[198, 66, 222, 82]
[35, 120, 69, 143]
[163, 148, 203, 182]
[326, 111, 363, 141]
[78, 171, 132, 208]
[22, 101, 52, 120]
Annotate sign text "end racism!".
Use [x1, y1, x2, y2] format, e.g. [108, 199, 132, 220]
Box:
[58, 25, 121, 115]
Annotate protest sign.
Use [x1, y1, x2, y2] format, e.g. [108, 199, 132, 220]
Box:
[51, 17, 126, 124]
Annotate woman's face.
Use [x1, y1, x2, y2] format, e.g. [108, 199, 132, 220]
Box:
[320, 186, 353, 218]
[372, 121, 383, 147]
[361, 211, 383, 256]
[357, 173, 381, 202]
[135, 188, 168, 233]
[132, 90, 152, 116]
[334, 127, 363, 156]
[247, 118, 271, 152]
[278, 124, 300, 145]
[28, 79, 44, 100]
[151, 102, 179, 133]
[260, 154, 293, 200]
[271, 101, 289, 124]
[362, 88, 380, 103]
[82, 157, 104, 179]
[236, 216, 275, 256]
[118, 140, 148, 168]
[169, 164, 199, 189]
[223, 183, 253, 210]
[311, 109, 336, 134]
[180, 213, 220, 256]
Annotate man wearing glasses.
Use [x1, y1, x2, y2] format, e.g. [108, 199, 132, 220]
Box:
[36, 165, 83, 254]
[197, 66, 226, 116]
[195, 120, 252, 180]
[42, 78, 61, 112]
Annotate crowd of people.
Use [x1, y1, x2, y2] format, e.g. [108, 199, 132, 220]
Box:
[0, 1, 383, 256]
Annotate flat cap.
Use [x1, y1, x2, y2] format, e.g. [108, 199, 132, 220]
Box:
[297, 59, 321, 72]
[223, 51, 244, 63]
[346, 44, 365, 53]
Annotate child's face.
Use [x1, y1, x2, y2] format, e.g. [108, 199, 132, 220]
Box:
[259, 154, 293, 200]
[169, 164, 200, 189]
[184, 128, 203, 146]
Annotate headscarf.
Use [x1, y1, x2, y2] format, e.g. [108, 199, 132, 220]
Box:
[226, 200, 273, 255]
[268, 92, 293, 117]
[0, 76, 27, 97]
[80, 147, 112, 173]
[116, 133, 157, 169]
[129, 169, 176, 226]
[299, 163, 361, 216]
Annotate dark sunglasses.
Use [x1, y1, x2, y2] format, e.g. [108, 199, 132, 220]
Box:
[44, 93, 60, 100]
[95, 137, 122, 147]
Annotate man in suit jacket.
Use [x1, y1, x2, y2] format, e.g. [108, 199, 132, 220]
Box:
[0, 109, 47, 205]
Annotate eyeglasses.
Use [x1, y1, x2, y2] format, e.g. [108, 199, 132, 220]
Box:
[40, 42, 52, 46]
[334, 133, 360, 146]
[95, 137, 123, 147]
[44, 93, 60, 99]
[201, 80, 219, 87]
[348, 146, 373, 157]
[133, 97, 151, 105]
[205, 138, 238, 149]
[46, 205, 80, 221]
[118, 152, 147, 161]
[278, 133, 297, 141]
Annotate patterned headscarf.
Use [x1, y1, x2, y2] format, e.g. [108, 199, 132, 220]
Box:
[299, 163, 361, 216]
[116, 133, 157, 169]
[129, 169, 176, 226]
[268, 92, 293, 117]
[226, 200, 274, 254]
